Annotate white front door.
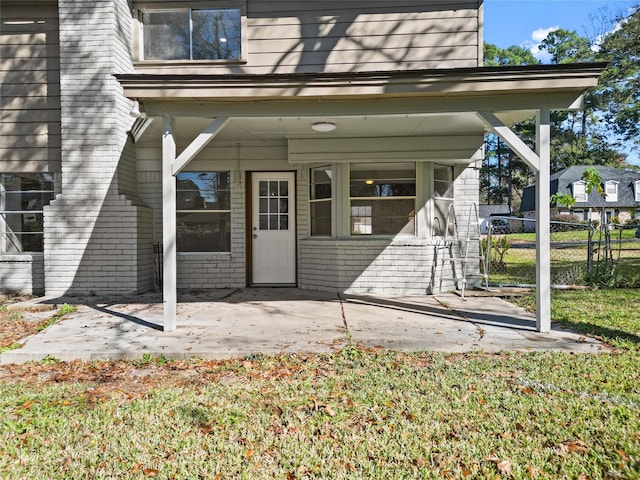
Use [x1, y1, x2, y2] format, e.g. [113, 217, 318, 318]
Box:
[251, 172, 296, 285]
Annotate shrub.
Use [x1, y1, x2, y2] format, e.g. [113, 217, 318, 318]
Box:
[551, 214, 583, 231]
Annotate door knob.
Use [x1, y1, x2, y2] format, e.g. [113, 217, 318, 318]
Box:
[252, 234, 258, 239]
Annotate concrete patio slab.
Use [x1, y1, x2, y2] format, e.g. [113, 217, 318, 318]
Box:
[0, 289, 608, 364]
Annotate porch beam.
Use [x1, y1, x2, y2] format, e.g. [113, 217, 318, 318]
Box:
[172, 116, 230, 175]
[535, 109, 552, 333]
[162, 115, 177, 332]
[475, 111, 540, 171]
[142, 91, 584, 118]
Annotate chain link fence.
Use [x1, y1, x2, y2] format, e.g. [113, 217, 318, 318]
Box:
[484, 217, 640, 287]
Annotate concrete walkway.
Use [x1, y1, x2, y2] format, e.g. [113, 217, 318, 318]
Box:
[0, 288, 607, 364]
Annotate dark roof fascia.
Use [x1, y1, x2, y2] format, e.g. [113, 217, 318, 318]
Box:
[115, 62, 608, 84]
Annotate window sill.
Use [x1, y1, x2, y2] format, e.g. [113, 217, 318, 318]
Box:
[135, 59, 247, 68]
[177, 252, 232, 256]
[0, 252, 44, 261]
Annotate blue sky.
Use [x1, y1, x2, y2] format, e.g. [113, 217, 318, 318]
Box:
[484, 0, 635, 58]
[484, 0, 639, 166]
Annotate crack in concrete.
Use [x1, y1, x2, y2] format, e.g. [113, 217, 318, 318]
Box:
[433, 296, 485, 342]
[337, 293, 352, 342]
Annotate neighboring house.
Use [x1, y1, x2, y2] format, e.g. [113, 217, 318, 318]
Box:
[1, 0, 603, 331]
[520, 166, 640, 224]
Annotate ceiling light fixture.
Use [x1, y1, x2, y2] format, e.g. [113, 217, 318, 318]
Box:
[364, 179, 375, 185]
[312, 121, 336, 133]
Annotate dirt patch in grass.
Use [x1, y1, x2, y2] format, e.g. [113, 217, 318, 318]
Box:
[0, 303, 73, 354]
[0, 309, 51, 353]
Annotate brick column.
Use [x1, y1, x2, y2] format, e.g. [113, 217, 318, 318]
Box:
[44, 0, 153, 295]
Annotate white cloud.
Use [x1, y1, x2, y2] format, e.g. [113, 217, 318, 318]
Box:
[531, 26, 559, 42]
[523, 26, 559, 63]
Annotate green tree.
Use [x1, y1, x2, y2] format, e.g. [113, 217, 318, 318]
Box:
[481, 44, 539, 210]
[539, 29, 594, 64]
[537, 29, 629, 171]
[597, 6, 640, 145]
[484, 43, 539, 66]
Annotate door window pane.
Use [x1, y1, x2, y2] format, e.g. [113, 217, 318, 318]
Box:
[258, 177, 290, 231]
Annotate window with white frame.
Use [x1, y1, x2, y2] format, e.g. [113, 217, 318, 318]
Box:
[604, 181, 618, 202]
[432, 165, 455, 236]
[634, 180, 640, 202]
[349, 163, 416, 235]
[0, 173, 54, 253]
[176, 172, 231, 252]
[141, 8, 242, 61]
[572, 180, 587, 202]
[309, 166, 332, 236]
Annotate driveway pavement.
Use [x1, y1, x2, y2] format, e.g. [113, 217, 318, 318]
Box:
[0, 288, 607, 364]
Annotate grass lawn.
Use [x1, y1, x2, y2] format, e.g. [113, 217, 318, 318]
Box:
[506, 227, 639, 243]
[1, 292, 639, 479]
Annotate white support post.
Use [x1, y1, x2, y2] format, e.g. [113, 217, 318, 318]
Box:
[172, 116, 230, 175]
[535, 109, 552, 333]
[162, 115, 177, 332]
[475, 112, 540, 171]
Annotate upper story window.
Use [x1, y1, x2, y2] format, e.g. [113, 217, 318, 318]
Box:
[604, 181, 618, 202]
[572, 180, 587, 202]
[141, 8, 241, 61]
[635, 180, 640, 202]
[0, 173, 54, 253]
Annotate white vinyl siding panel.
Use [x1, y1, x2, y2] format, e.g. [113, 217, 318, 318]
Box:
[288, 135, 484, 164]
[0, 5, 61, 173]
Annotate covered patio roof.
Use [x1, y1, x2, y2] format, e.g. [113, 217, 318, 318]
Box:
[116, 63, 606, 333]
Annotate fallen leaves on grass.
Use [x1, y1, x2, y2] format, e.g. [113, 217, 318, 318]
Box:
[552, 440, 589, 456]
[0, 316, 43, 350]
[486, 454, 513, 477]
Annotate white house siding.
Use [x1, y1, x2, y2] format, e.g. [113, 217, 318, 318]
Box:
[298, 239, 439, 295]
[0, 254, 44, 296]
[0, 3, 59, 294]
[135, 133, 480, 293]
[299, 165, 480, 295]
[0, 3, 61, 173]
[133, 0, 482, 74]
[136, 144, 296, 289]
[43, 0, 154, 296]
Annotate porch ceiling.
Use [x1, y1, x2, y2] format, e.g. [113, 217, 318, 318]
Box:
[134, 112, 498, 147]
[121, 63, 605, 148]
